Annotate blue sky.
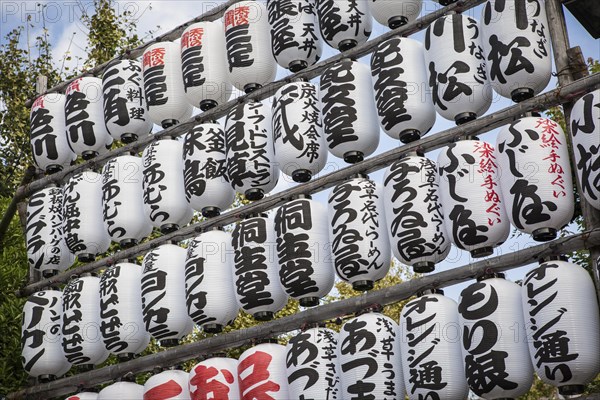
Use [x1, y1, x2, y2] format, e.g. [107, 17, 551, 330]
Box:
[1, 0, 599, 302]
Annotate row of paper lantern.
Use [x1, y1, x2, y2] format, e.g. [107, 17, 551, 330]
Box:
[27, 103, 600, 281]
[25, 261, 597, 399]
[31, 1, 555, 173]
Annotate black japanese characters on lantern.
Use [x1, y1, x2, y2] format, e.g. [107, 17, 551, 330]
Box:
[316, 0, 372, 52]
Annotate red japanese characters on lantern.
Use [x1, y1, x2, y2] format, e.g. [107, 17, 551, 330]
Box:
[224, 6, 250, 28]
[143, 370, 190, 400]
[143, 48, 166, 69]
[189, 357, 239, 400]
[181, 28, 204, 48]
[238, 343, 289, 400]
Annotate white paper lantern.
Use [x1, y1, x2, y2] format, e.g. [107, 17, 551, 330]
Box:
[328, 177, 391, 290]
[185, 229, 239, 333]
[225, 101, 279, 200]
[231, 215, 288, 320]
[400, 292, 469, 400]
[496, 117, 574, 241]
[286, 327, 341, 399]
[267, 0, 323, 71]
[141, 244, 194, 346]
[142, 41, 193, 128]
[65, 392, 98, 400]
[30, 94, 75, 173]
[320, 59, 379, 162]
[181, 21, 232, 110]
[21, 290, 71, 380]
[481, 0, 552, 102]
[369, 0, 422, 29]
[224, 1, 277, 93]
[26, 187, 74, 278]
[142, 139, 192, 234]
[64, 77, 111, 159]
[338, 312, 405, 399]
[438, 140, 510, 257]
[97, 382, 144, 400]
[183, 123, 234, 217]
[371, 37, 435, 143]
[570, 89, 600, 210]
[317, 0, 372, 51]
[62, 276, 109, 368]
[189, 357, 240, 400]
[238, 342, 290, 400]
[424, 14, 492, 124]
[102, 59, 152, 143]
[459, 277, 533, 399]
[272, 81, 328, 182]
[63, 170, 111, 262]
[102, 155, 152, 247]
[100, 262, 150, 360]
[274, 197, 334, 307]
[522, 260, 600, 395]
[144, 370, 191, 400]
[383, 155, 450, 272]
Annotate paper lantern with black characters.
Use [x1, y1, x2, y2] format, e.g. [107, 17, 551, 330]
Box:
[369, 0, 422, 29]
[496, 117, 574, 241]
[459, 277, 533, 399]
[181, 21, 231, 111]
[102, 155, 152, 247]
[183, 123, 234, 218]
[225, 101, 279, 201]
[231, 215, 288, 321]
[481, 0, 552, 102]
[286, 327, 341, 399]
[189, 357, 240, 400]
[274, 197, 334, 307]
[522, 260, 600, 395]
[100, 262, 150, 360]
[185, 229, 239, 333]
[400, 292, 469, 400]
[102, 59, 152, 143]
[328, 176, 391, 290]
[63, 170, 111, 263]
[30, 94, 75, 173]
[65, 392, 98, 400]
[62, 276, 109, 369]
[272, 81, 327, 182]
[338, 312, 405, 399]
[320, 59, 379, 163]
[268, 0, 322, 71]
[65, 77, 111, 159]
[142, 139, 193, 234]
[224, 1, 277, 93]
[317, 0, 372, 51]
[570, 89, 600, 210]
[383, 155, 450, 272]
[98, 382, 144, 400]
[142, 42, 193, 128]
[438, 140, 510, 257]
[371, 37, 435, 143]
[144, 370, 190, 400]
[238, 342, 290, 400]
[26, 187, 74, 278]
[21, 290, 71, 380]
[141, 244, 194, 346]
[424, 14, 492, 124]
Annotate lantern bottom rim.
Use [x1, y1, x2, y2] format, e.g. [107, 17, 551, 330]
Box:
[81, 151, 98, 160]
[388, 16, 408, 30]
[471, 246, 494, 258]
[160, 223, 180, 234]
[38, 375, 56, 383]
[413, 262, 435, 273]
[78, 253, 96, 263]
[41, 269, 58, 278]
[343, 151, 364, 164]
[121, 133, 138, 144]
[160, 339, 180, 347]
[455, 112, 477, 125]
[200, 99, 218, 111]
[161, 119, 179, 129]
[292, 169, 312, 183]
[77, 364, 94, 372]
[117, 353, 135, 362]
[253, 311, 274, 321]
[203, 323, 223, 334]
[202, 206, 221, 218]
[533, 227, 558, 242]
[299, 297, 320, 307]
[400, 129, 421, 144]
[289, 60, 308, 73]
[45, 165, 63, 175]
[352, 280, 374, 291]
[244, 83, 262, 94]
[559, 385, 585, 395]
[338, 39, 358, 52]
[245, 188, 265, 201]
[511, 87, 534, 103]
[119, 238, 138, 249]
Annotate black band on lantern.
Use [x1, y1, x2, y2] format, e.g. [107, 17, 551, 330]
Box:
[200, 99, 218, 111]
[161, 119, 179, 129]
[477, 271, 505, 281]
[559, 385, 585, 396]
[203, 323, 223, 334]
[202, 206, 221, 218]
[343, 151, 364, 164]
[81, 150, 99, 161]
[299, 297, 320, 307]
[45, 165, 63, 175]
[42, 269, 58, 279]
[471, 246, 494, 258]
[399, 129, 421, 144]
[455, 112, 477, 125]
[160, 223, 180, 235]
[160, 339, 180, 347]
[245, 188, 265, 201]
[119, 238, 138, 249]
[538, 254, 569, 263]
[532, 227, 558, 242]
[292, 169, 312, 183]
[244, 83, 262, 94]
[253, 311, 274, 321]
[289, 60, 309, 73]
[78, 253, 96, 263]
[416, 288, 445, 297]
[511, 87, 534, 103]
[388, 16, 408, 30]
[413, 261, 435, 273]
[338, 39, 358, 52]
[352, 280, 374, 291]
[120, 133, 138, 144]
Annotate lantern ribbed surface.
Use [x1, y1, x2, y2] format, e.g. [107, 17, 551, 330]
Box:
[189, 357, 240, 400]
[238, 343, 290, 400]
[369, 0, 422, 29]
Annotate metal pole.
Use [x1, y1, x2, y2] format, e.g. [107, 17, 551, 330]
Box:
[14, 73, 600, 297]
[546, 0, 600, 302]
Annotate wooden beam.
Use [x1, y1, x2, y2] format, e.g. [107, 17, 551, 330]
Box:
[7, 228, 600, 400]
[14, 71, 600, 298]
